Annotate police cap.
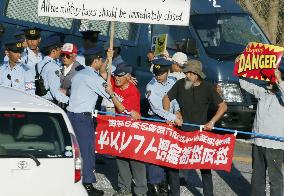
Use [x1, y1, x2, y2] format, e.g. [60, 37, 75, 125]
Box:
[152, 58, 173, 76]
[24, 27, 41, 40]
[113, 63, 133, 77]
[81, 30, 101, 42]
[84, 47, 103, 58]
[5, 38, 25, 53]
[41, 35, 62, 49]
[13, 30, 25, 39]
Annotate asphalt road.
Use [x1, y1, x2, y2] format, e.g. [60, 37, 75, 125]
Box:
[93, 139, 283, 196]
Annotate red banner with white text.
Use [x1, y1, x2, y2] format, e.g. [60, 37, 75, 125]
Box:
[95, 115, 236, 172]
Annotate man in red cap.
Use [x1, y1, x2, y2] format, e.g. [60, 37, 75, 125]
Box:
[60, 43, 84, 101]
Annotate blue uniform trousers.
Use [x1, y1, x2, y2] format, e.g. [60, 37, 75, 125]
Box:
[67, 112, 96, 183]
[147, 115, 166, 184]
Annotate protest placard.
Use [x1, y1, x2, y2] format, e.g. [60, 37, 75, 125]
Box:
[234, 42, 284, 82]
[38, 0, 191, 26]
[153, 34, 167, 56]
[95, 115, 236, 172]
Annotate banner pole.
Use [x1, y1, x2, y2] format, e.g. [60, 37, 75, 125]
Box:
[107, 21, 115, 84]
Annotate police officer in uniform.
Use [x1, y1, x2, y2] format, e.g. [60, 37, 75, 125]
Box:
[66, 47, 117, 196]
[3, 29, 28, 65]
[77, 30, 102, 66]
[22, 27, 43, 70]
[146, 58, 182, 196]
[0, 39, 35, 94]
[36, 35, 69, 104]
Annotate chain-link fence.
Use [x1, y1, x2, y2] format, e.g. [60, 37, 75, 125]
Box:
[237, 0, 284, 46]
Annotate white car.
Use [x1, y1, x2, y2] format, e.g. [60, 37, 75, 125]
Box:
[0, 87, 87, 196]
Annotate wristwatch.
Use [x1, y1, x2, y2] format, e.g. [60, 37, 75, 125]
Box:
[109, 94, 115, 99]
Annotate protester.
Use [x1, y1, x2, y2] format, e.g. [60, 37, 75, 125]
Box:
[169, 52, 187, 80]
[146, 58, 182, 196]
[60, 43, 84, 97]
[22, 27, 43, 70]
[66, 47, 115, 196]
[77, 30, 102, 66]
[239, 68, 284, 196]
[147, 50, 155, 63]
[105, 64, 148, 196]
[100, 39, 125, 117]
[163, 59, 227, 196]
[0, 39, 35, 94]
[36, 35, 68, 104]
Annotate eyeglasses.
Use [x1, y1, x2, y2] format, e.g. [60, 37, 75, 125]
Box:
[61, 53, 72, 59]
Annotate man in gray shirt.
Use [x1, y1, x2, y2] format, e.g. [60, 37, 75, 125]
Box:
[239, 68, 284, 196]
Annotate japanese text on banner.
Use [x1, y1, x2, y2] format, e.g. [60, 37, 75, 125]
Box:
[95, 115, 236, 172]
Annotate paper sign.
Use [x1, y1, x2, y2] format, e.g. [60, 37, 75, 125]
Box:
[153, 34, 168, 56]
[38, 0, 191, 26]
[234, 42, 284, 82]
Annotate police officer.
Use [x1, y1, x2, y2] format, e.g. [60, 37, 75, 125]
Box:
[0, 39, 35, 94]
[3, 29, 27, 65]
[66, 47, 116, 196]
[76, 30, 102, 66]
[146, 58, 182, 196]
[36, 35, 69, 104]
[22, 27, 43, 70]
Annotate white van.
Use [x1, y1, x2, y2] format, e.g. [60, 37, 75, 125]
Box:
[0, 87, 87, 196]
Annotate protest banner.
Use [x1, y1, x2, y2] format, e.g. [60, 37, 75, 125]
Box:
[95, 115, 236, 172]
[153, 34, 168, 56]
[38, 0, 191, 26]
[234, 42, 284, 82]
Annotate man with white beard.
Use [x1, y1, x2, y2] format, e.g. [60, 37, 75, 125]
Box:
[163, 59, 227, 196]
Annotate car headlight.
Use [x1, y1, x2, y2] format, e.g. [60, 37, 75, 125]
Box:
[217, 82, 243, 103]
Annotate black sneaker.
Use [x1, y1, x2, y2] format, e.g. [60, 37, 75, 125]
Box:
[83, 183, 104, 196]
[113, 189, 132, 196]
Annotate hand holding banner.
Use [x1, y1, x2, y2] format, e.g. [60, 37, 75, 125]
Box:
[95, 115, 236, 172]
[234, 42, 284, 82]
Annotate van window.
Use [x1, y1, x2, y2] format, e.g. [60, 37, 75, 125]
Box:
[0, 112, 72, 158]
[80, 20, 139, 42]
[191, 14, 269, 59]
[151, 24, 190, 50]
[5, 0, 73, 29]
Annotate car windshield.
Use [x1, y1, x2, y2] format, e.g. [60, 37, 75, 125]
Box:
[191, 14, 269, 59]
[0, 112, 72, 158]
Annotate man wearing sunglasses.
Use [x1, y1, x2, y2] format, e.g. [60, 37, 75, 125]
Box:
[60, 43, 84, 99]
[104, 63, 148, 196]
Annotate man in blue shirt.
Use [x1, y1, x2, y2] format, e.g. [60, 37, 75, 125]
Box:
[146, 58, 182, 196]
[67, 47, 119, 196]
[21, 27, 43, 70]
[0, 39, 35, 94]
[77, 30, 102, 66]
[36, 35, 69, 104]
